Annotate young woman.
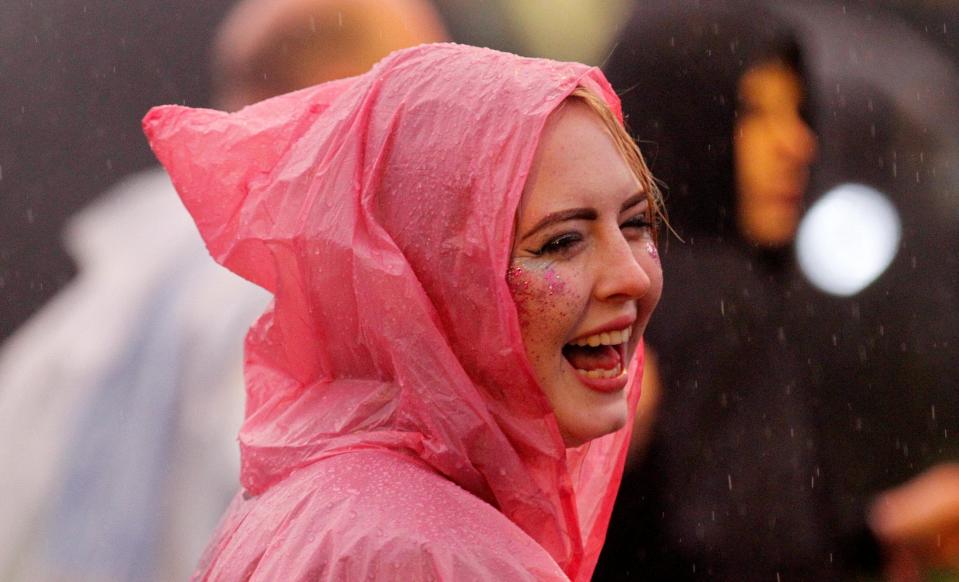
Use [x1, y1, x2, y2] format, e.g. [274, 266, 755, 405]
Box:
[144, 43, 663, 581]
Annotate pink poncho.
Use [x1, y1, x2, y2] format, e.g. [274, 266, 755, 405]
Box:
[143, 43, 644, 581]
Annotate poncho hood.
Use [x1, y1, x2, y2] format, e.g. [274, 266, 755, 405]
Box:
[143, 43, 643, 580]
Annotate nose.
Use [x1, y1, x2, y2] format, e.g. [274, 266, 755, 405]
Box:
[778, 114, 817, 166]
[593, 232, 654, 303]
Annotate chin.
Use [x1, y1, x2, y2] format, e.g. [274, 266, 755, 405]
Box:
[747, 218, 799, 247]
[559, 402, 628, 448]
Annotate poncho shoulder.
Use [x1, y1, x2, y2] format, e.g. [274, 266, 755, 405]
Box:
[194, 450, 568, 581]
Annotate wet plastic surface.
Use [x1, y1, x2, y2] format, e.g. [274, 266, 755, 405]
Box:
[144, 43, 644, 581]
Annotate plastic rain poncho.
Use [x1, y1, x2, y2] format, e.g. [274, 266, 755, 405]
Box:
[143, 43, 644, 581]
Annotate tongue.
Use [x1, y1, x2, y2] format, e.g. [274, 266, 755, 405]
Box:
[563, 344, 621, 371]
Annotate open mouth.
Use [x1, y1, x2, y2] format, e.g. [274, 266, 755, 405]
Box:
[562, 327, 631, 380]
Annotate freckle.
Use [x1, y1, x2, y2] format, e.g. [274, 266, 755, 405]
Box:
[646, 241, 659, 261]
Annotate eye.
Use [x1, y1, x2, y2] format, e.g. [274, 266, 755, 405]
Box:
[532, 232, 583, 256]
[621, 213, 654, 233]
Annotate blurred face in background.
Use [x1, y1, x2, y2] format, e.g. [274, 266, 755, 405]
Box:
[734, 61, 817, 247]
[212, 0, 448, 111]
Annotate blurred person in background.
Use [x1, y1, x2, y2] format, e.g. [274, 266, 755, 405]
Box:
[594, 5, 829, 580]
[593, 3, 959, 581]
[0, 1, 446, 580]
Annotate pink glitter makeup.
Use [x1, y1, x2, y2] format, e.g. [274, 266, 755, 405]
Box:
[544, 267, 566, 295]
[507, 262, 576, 328]
[645, 241, 659, 261]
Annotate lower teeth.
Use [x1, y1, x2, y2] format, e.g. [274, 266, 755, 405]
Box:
[576, 365, 623, 379]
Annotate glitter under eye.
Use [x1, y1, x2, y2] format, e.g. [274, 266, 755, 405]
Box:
[645, 241, 659, 261]
[544, 268, 566, 295]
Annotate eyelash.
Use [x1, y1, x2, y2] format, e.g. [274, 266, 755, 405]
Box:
[622, 214, 655, 232]
[533, 232, 582, 256]
[531, 214, 655, 256]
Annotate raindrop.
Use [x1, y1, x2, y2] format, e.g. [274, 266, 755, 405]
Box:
[727, 474, 732, 491]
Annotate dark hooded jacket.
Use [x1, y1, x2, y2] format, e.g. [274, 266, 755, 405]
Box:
[593, 5, 845, 580]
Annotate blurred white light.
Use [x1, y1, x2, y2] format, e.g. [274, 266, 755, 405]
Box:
[796, 183, 901, 296]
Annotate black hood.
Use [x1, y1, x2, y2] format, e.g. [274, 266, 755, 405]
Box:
[604, 3, 810, 245]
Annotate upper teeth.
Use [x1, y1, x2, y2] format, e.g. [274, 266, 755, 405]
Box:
[570, 327, 632, 347]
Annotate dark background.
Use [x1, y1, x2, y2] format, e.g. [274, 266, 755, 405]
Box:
[0, 0, 236, 339]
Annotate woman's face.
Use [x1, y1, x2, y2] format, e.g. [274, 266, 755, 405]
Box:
[509, 99, 663, 447]
[734, 61, 817, 246]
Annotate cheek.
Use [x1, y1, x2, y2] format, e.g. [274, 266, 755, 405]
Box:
[645, 240, 659, 262]
[507, 263, 581, 346]
[633, 241, 664, 310]
[645, 253, 665, 307]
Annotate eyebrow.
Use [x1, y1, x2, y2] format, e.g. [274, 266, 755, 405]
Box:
[520, 192, 647, 241]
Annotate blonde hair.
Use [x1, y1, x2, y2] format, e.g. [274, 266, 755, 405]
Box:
[568, 86, 666, 237]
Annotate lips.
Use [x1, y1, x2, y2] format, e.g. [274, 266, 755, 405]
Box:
[562, 323, 633, 393]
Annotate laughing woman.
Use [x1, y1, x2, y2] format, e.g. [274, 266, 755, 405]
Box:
[143, 43, 662, 581]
